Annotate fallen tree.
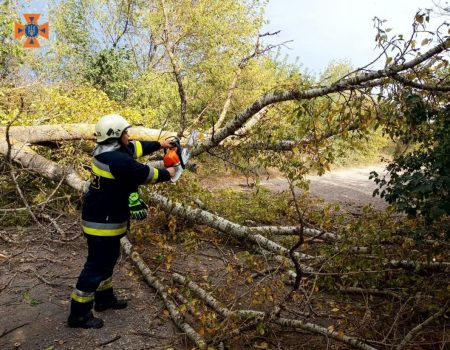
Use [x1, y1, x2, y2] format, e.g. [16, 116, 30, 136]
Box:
[1, 20, 449, 346]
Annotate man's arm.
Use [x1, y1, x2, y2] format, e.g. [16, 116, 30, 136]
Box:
[129, 140, 174, 159]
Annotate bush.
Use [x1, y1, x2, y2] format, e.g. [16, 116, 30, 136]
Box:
[371, 96, 450, 226]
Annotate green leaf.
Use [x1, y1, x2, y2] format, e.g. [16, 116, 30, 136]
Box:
[386, 57, 393, 65]
[178, 304, 187, 313]
[256, 321, 265, 335]
[421, 38, 429, 46]
[429, 207, 445, 220]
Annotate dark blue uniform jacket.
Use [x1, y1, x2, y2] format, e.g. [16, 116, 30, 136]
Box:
[81, 140, 170, 237]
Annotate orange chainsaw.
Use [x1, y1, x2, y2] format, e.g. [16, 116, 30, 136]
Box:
[163, 131, 198, 182]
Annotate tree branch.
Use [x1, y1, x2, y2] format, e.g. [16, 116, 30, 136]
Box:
[160, 0, 187, 135]
[389, 72, 450, 92]
[192, 38, 450, 156]
[112, 0, 132, 48]
[211, 30, 283, 133]
[146, 192, 319, 262]
[396, 300, 449, 350]
[249, 122, 361, 152]
[172, 272, 377, 350]
[121, 237, 207, 349]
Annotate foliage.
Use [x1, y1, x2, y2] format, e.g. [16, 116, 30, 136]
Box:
[84, 48, 134, 100]
[329, 129, 389, 167]
[0, 85, 148, 126]
[0, 0, 24, 81]
[208, 187, 293, 225]
[372, 96, 450, 226]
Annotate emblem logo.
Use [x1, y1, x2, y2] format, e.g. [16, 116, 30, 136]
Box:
[14, 14, 49, 48]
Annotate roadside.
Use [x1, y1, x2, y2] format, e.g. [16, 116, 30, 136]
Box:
[200, 164, 389, 212]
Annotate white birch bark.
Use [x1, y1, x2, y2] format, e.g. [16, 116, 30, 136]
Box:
[148, 193, 318, 261]
[172, 272, 377, 350]
[0, 140, 88, 192]
[0, 124, 176, 144]
[192, 40, 450, 156]
[249, 226, 336, 242]
[396, 301, 449, 350]
[121, 237, 207, 349]
[253, 246, 316, 275]
[386, 259, 450, 270]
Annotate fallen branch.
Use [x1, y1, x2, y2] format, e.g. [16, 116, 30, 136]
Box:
[396, 301, 449, 350]
[253, 246, 317, 275]
[0, 196, 70, 212]
[172, 272, 376, 350]
[5, 122, 45, 230]
[0, 140, 88, 192]
[148, 193, 319, 261]
[0, 321, 31, 338]
[192, 39, 450, 156]
[248, 225, 336, 242]
[0, 273, 17, 293]
[96, 335, 121, 347]
[386, 259, 450, 271]
[120, 237, 207, 349]
[36, 213, 66, 238]
[3, 140, 447, 278]
[30, 268, 60, 287]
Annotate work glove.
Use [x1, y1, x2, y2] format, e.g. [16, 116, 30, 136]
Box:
[128, 192, 148, 220]
[171, 164, 184, 182]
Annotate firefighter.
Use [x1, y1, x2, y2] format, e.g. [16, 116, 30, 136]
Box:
[67, 114, 176, 329]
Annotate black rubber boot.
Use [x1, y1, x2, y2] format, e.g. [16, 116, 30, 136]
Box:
[67, 311, 104, 329]
[94, 288, 128, 312]
[67, 300, 104, 329]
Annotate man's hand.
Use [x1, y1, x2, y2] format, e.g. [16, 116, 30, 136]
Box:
[166, 167, 176, 177]
[129, 192, 148, 220]
[160, 140, 175, 149]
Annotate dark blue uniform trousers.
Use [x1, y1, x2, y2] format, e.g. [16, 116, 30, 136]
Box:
[70, 234, 121, 316]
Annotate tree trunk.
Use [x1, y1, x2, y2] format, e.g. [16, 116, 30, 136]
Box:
[0, 124, 176, 144]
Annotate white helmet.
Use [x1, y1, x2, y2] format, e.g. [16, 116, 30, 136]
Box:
[94, 114, 131, 143]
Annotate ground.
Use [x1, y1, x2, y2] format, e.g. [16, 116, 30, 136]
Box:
[0, 164, 400, 350]
[0, 223, 183, 350]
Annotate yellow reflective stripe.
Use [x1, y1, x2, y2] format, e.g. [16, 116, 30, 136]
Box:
[135, 141, 143, 158]
[92, 162, 115, 179]
[151, 168, 159, 183]
[71, 292, 94, 303]
[97, 279, 113, 292]
[82, 225, 127, 237]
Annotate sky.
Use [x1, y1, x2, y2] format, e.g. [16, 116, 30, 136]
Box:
[15, 0, 448, 75]
[263, 0, 446, 74]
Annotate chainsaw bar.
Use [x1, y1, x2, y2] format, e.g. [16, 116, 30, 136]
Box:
[181, 130, 199, 166]
[170, 130, 199, 183]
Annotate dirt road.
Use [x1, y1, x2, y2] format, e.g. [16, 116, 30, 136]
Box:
[202, 164, 389, 211]
[264, 164, 388, 210]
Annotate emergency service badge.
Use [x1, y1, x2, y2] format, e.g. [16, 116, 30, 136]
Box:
[14, 14, 49, 48]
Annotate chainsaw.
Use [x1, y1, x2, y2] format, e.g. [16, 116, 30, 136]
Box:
[163, 130, 198, 182]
